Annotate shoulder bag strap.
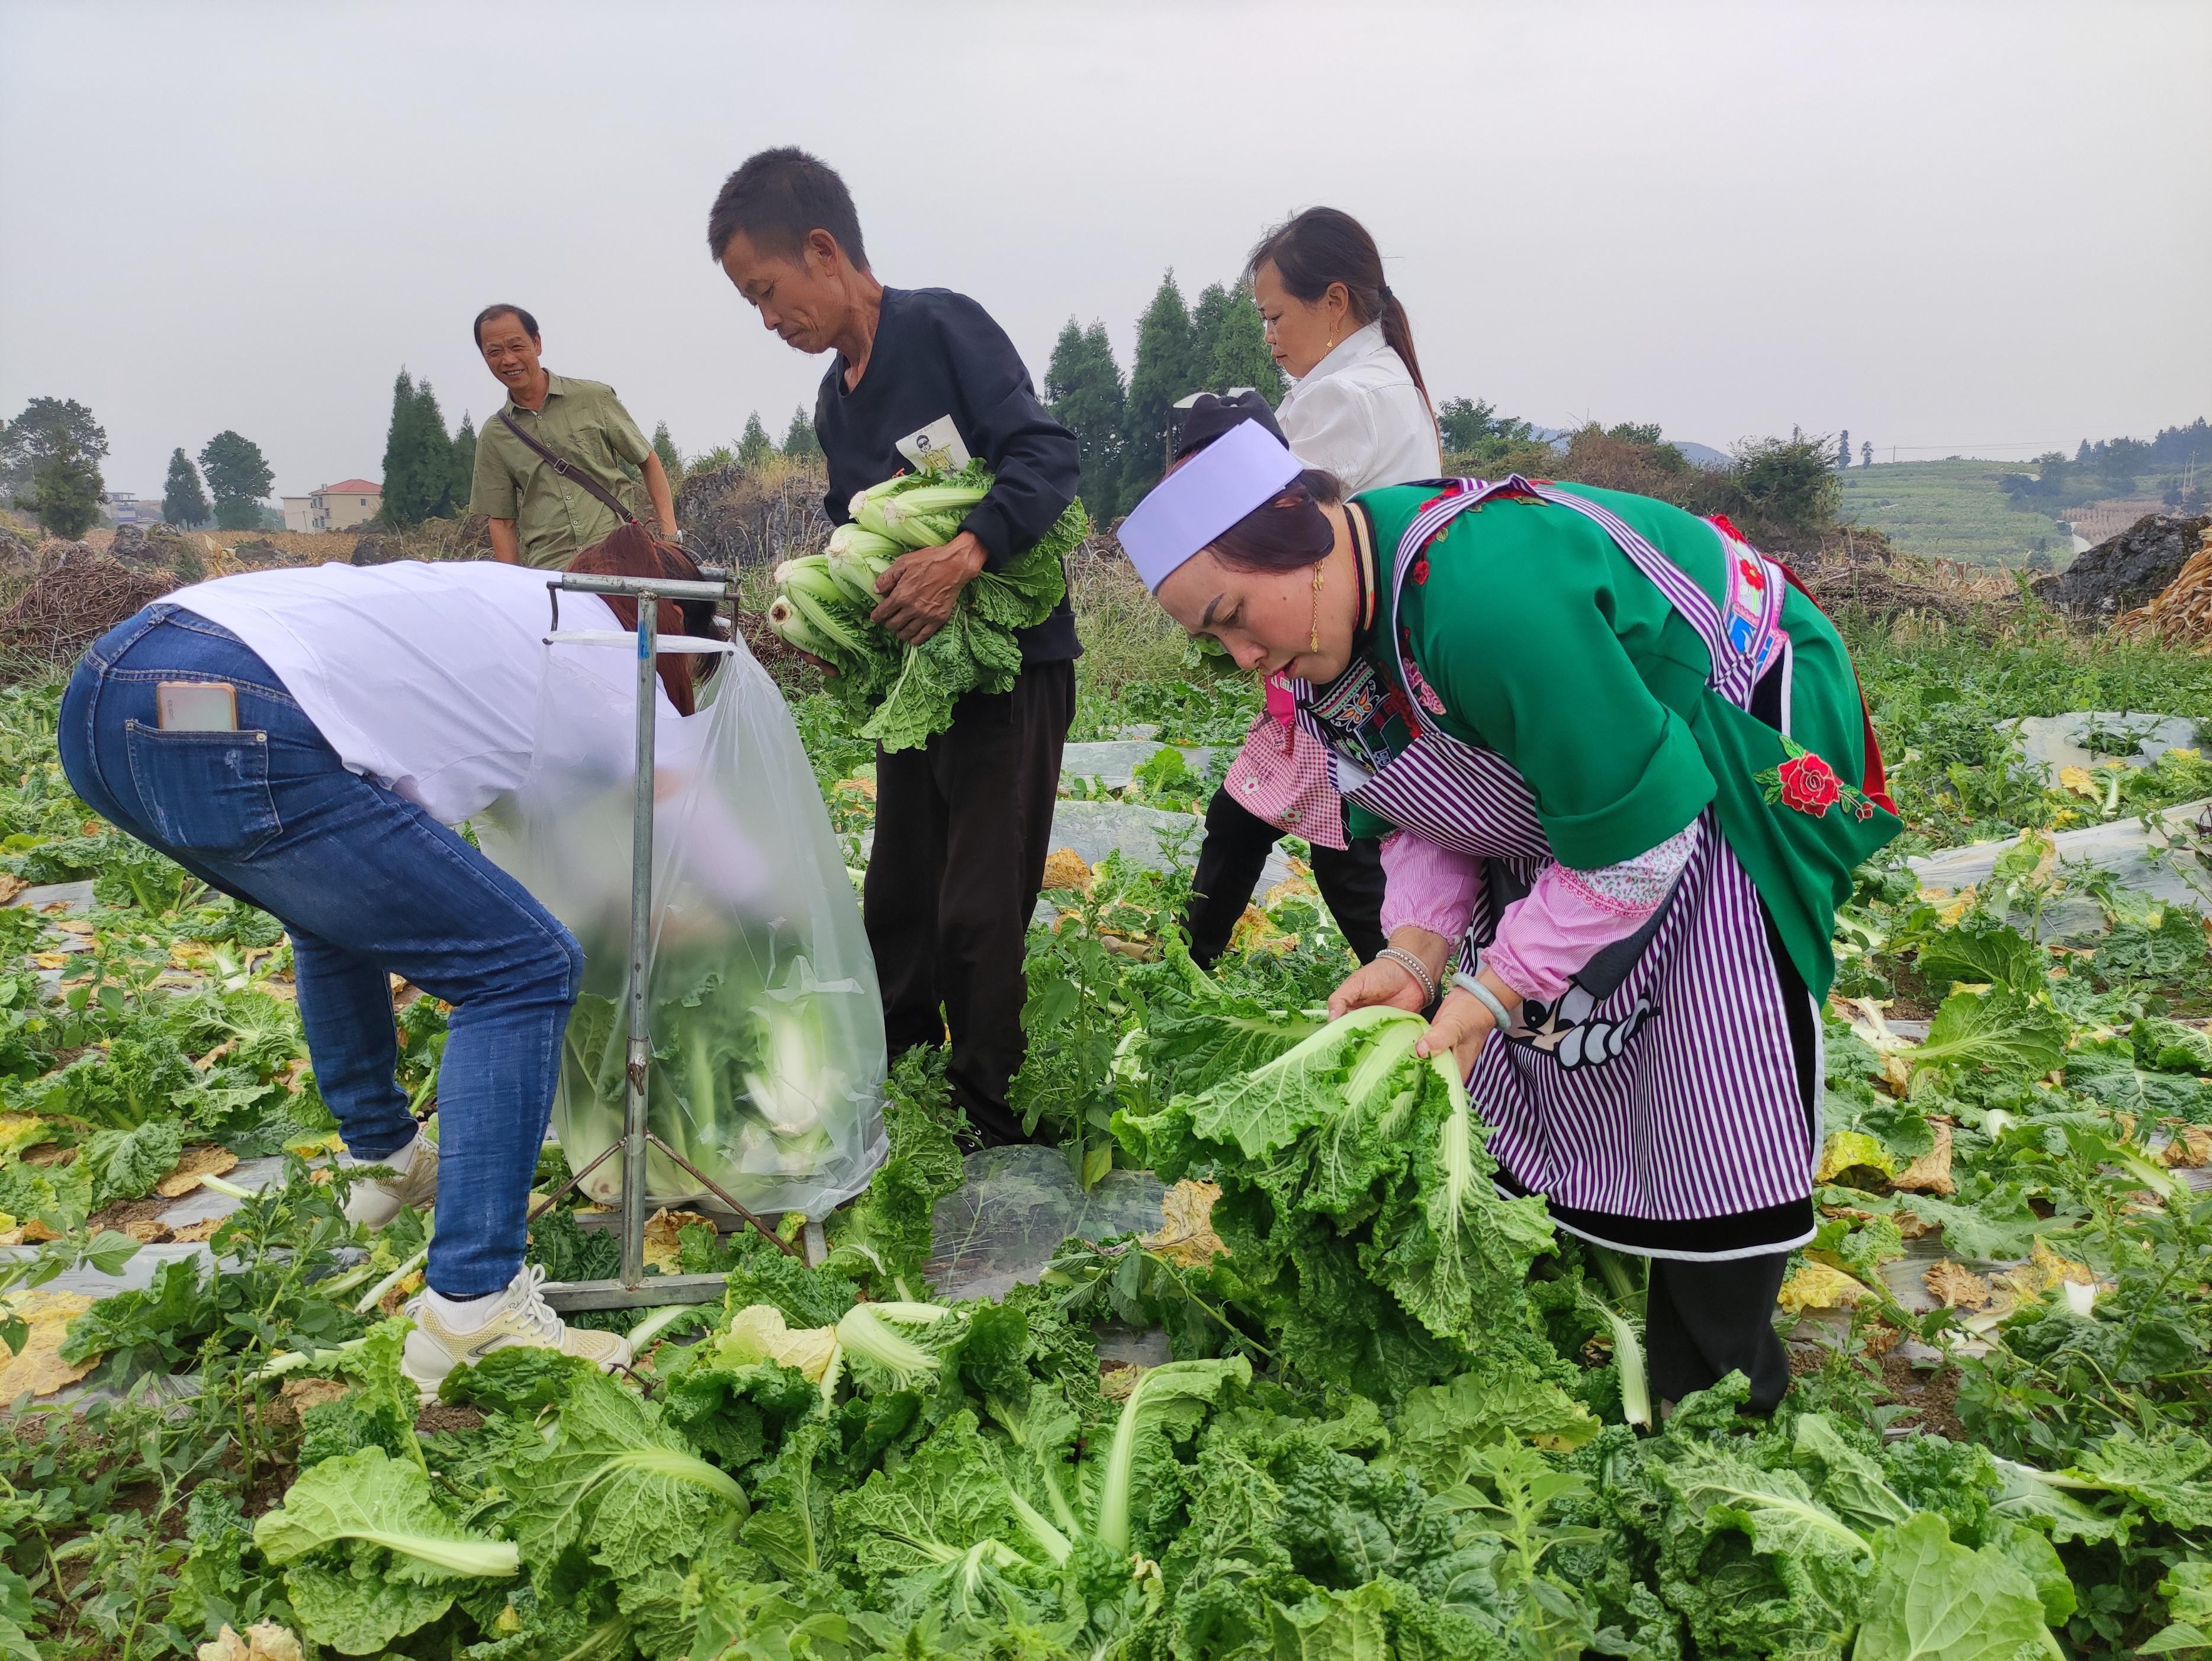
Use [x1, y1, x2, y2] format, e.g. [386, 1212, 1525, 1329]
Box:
[496, 409, 638, 525]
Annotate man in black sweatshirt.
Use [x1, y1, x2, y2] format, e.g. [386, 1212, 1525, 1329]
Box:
[709, 147, 1079, 1147]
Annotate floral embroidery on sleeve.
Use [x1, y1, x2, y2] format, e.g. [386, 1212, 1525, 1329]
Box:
[1757, 737, 1880, 821]
[1403, 658, 1448, 716]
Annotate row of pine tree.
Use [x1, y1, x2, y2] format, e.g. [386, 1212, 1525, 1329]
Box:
[378, 371, 478, 528]
[1045, 272, 1282, 522]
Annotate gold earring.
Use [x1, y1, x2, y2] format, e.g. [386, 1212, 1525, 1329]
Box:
[1309, 560, 1326, 653]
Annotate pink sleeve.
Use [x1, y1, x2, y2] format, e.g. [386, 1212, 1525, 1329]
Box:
[1486, 820, 1703, 1001]
[1378, 830, 1480, 941]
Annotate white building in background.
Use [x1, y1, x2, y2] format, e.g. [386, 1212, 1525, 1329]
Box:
[281, 478, 382, 532]
[106, 491, 165, 526]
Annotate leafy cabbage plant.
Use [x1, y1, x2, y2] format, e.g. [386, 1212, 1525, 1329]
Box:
[251, 1445, 518, 1655]
[1114, 1005, 1558, 1399]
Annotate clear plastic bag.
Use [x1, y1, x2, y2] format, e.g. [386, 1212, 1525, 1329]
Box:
[477, 637, 886, 1217]
[923, 1144, 1165, 1302]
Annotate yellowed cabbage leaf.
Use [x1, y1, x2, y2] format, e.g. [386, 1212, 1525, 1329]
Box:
[1140, 1180, 1227, 1267]
[1891, 1123, 1956, 1197]
[1778, 1262, 1875, 1315]
[156, 1143, 240, 1198]
[1816, 1130, 1898, 1187]
[717, 1303, 840, 1383]
[0, 1290, 97, 1397]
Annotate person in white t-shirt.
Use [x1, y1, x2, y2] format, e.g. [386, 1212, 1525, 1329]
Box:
[1184, 208, 1443, 972]
[54, 526, 719, 1392]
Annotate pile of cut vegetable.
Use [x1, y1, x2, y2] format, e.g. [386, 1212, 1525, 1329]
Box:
[9, 618, 2212, 1658]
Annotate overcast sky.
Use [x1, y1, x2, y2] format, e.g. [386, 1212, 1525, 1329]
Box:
[3, 1, 2207, 499]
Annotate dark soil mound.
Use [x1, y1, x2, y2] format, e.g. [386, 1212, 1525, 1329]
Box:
[229, 538, 288, 570]
[110, 522, 197, 573]
[2035, 513, 2211, 618]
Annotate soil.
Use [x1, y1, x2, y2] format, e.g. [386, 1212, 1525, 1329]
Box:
[1879, 1351, 1967, 1440]
[414, 1402, 484, 1435]
[85, 1195, 178, 1242]
[1785, 1342, 1967, 1439]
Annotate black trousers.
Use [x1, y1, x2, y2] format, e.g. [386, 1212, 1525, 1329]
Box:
[1184, 785, 1388, 968]
[1646, 1252, 1793, 1415]
[864, 659, 1074, 1146]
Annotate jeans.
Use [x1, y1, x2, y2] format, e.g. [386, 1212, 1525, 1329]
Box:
[57, 604, 583, 1296]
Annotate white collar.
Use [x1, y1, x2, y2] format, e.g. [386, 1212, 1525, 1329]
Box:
[1290, 320, 1388, 388]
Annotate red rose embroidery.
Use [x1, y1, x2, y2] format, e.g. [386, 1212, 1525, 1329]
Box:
[1412, 556, 1430, 586]
[1854, 799, 1876, 821]
[1777, 753, 1841, 817]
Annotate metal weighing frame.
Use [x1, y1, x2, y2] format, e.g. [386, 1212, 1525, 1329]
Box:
[527, 566, 802, 1314]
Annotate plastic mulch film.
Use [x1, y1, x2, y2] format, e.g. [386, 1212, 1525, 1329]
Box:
[924, 1144, 1166, 1302]
[477, 637, 886, 1216]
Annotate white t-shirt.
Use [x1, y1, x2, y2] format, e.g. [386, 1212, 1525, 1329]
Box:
[166, 560, 676, 826]
[1275, 320, 1443, 494]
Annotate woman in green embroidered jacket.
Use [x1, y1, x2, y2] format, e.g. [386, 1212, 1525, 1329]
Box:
[1118, 418, 1899, 1414]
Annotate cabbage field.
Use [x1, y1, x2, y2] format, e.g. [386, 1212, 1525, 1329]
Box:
[9, 610, 2212, 1659]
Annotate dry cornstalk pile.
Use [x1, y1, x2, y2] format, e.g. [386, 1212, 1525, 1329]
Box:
[676, 457, 830, 570]
[1785, 550, 2020, 628]
[0, 544, 181, 663]
[2114, 529, 2212, 648]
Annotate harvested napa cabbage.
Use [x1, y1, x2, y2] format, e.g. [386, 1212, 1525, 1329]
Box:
[765, 459, 1088, 751]
[555, 948, 855, 1209]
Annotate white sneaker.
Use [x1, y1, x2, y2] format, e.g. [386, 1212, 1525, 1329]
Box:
[341, 1134, 439, 1228]
[401, 1264, 632, 1398]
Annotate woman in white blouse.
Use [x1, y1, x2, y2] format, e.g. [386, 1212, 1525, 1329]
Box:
[1261, 208, 1442, 495]
[1184, 208, 1443, 970]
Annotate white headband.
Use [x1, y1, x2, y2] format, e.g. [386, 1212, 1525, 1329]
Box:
[1118, 419, 1302, 592]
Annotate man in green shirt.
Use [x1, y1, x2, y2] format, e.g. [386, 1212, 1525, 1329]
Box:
[467, 303, 679, 568]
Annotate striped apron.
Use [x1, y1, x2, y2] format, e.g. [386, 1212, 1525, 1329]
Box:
[1314, 477, 1818, 1260]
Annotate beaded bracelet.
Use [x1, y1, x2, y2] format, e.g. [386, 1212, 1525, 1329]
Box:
[1374, 945, 1438, 1006]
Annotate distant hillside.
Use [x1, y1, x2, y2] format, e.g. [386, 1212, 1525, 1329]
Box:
[1837, 459, 2075, 569]
[1535, 428, 1728, 467]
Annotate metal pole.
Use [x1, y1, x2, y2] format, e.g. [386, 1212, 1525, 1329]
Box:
[620, 593, 658, 1290]
[532, 567, 802, 1312]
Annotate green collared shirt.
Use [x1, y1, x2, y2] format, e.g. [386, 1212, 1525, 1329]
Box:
[469, 372, 652, 569]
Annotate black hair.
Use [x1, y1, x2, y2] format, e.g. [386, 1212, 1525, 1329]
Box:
[1248, 208, 1429, 410]
[1210, 472, 1342, 574]
[706, 147, 869, 271]
[1172, 390, 1287, 461]
[473, 304, 539, 348]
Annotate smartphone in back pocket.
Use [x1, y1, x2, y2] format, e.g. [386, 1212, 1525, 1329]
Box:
[156, 682, 239, 732]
